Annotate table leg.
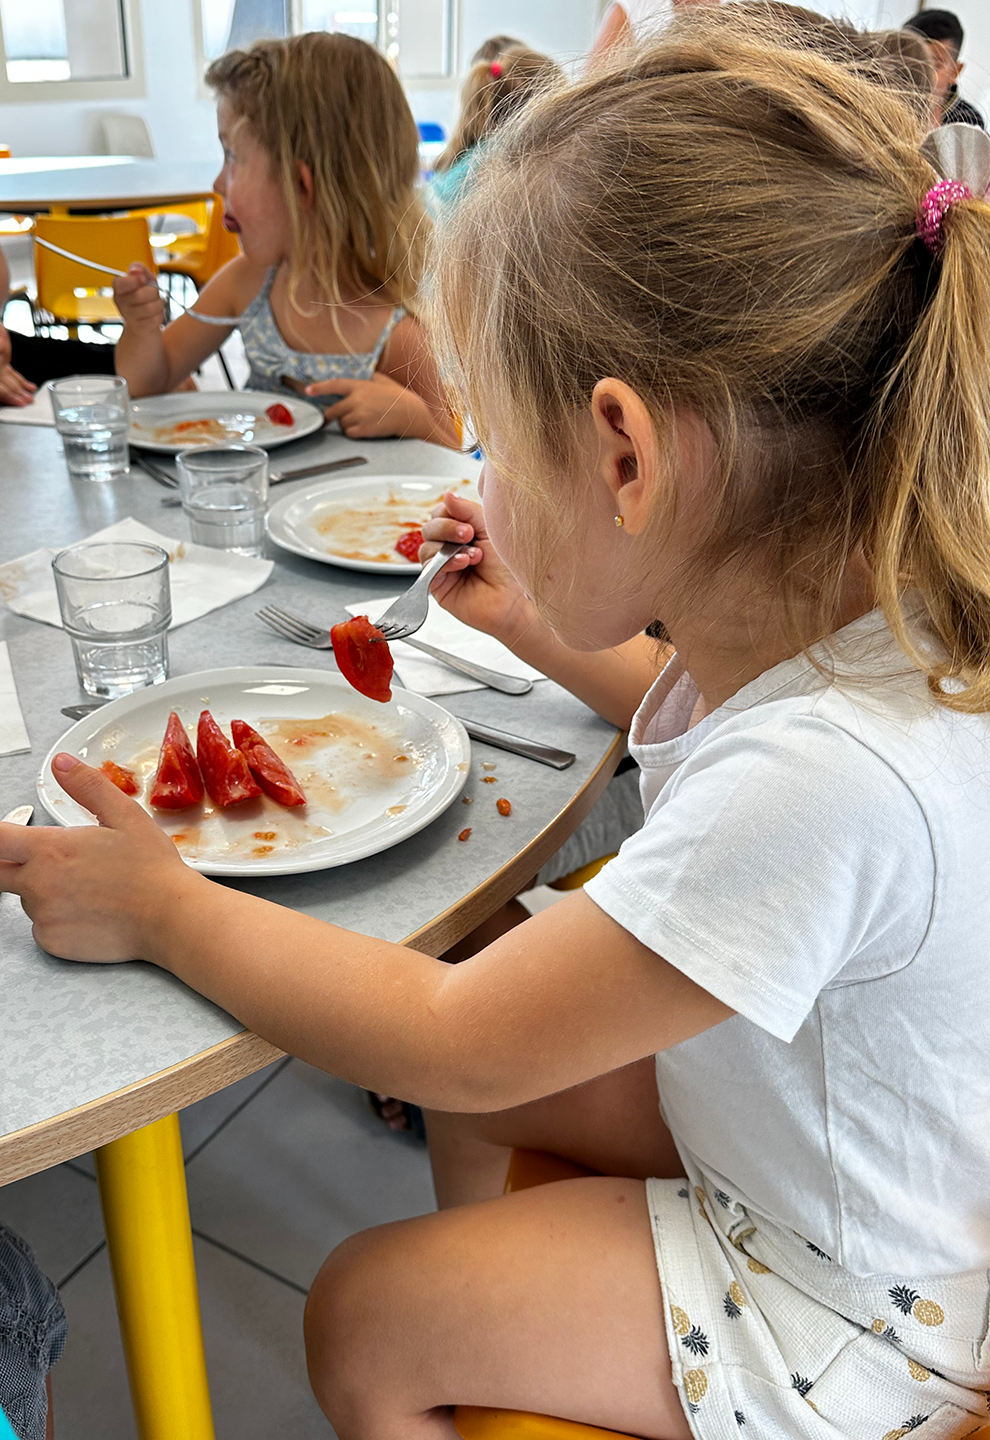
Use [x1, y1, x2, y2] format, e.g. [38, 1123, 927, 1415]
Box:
[94, 1113, 215, 1440]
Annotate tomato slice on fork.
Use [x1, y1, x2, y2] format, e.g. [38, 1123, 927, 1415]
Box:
[330, 615, 394, 703]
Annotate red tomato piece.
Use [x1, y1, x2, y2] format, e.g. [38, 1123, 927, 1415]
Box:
[231, 720, 307, 807]
[394, 528, 423, 563]
[150, 711, 205, 809]
[196, 710, 262, 807]
[265, 402, 294, 427]
[101, 760, 140, 796]
[330, 615, 394, 703]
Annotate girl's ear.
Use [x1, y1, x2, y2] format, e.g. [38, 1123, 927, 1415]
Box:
[295, 160, 315, 209]
[589, 378, 659, 534]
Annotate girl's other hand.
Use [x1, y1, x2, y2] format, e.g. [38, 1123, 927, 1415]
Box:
[112, 263, 165, 329]
[421, 490, 534, 644]
[305, 373, 419, 438]
[0, 363, 36, 408]
[0, 755, 206, 963]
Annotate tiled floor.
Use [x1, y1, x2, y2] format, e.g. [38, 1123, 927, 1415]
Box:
[1, 886, 564, 1438]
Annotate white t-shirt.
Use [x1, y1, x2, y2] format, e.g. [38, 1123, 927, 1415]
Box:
[585, 609, 990, 1278]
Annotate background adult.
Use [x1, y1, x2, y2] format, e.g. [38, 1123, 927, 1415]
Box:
[904, 8, 985, 127]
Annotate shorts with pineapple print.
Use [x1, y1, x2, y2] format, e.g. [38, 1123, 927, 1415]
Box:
[647, 1165, 990, 1440]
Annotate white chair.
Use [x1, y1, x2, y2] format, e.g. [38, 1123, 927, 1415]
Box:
[100, 113, 155, 159]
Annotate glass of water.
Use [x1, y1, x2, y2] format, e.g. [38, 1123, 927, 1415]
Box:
[52, 541, 171, 698]
[49, 375, 130, 482]
[176, 444, 269, 557]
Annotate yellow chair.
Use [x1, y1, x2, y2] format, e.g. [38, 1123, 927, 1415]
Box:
[547, 854, 616, 892]
[454, 1148, 636, 1440]
[32, 213, 156, 335]
[158, 195, 240, 291]
[133, 199, 211, 253]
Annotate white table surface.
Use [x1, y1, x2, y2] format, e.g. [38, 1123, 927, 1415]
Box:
[0, 419, 621, 1183]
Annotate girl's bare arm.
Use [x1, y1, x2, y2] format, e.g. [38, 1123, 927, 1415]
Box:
[114, 256, 264, 396]
[0, 765, 731, 1113]
[377, 317, 462, 448]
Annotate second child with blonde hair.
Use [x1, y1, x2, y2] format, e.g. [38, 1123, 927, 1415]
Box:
[114, 33, 458, 446]
[431, 44, 562, 207]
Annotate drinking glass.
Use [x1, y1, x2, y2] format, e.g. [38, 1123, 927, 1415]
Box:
[52, 541, 171, 698]
[176, 445, 269, 557]
[49, 375, 130, 482]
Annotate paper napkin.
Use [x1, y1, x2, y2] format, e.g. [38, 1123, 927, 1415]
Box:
[345, 594, 544, 696]
[0, 387, 55, 427]
[0, 642, 30, 756]
[0, 517, 272, 630]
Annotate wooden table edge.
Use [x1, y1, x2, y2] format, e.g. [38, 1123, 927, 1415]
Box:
[0, 730, 625, 1184]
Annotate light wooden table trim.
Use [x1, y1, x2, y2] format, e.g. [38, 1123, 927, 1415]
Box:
[0, 733, 623, 1186]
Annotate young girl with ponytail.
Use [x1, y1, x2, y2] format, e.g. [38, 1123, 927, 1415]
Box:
[5, 9, 990, 1437]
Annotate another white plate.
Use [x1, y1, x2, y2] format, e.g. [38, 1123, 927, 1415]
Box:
[265, 473, 479, 573]
[38, 666, 470, 877]
[129, 391, 324, 454]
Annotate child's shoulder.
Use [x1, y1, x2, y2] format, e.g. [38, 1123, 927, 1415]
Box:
[204, 255, 274, 314]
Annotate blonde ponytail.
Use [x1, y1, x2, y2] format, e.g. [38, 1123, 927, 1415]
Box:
[435, 46, 562, 173]
[870, 196, 990, 711]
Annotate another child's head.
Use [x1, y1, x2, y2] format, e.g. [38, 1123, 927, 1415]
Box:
[435, 45, 562, 173]
[206, 32, 426, 311]
[431, 8, 990, 706]
[471, 35, 524, 65]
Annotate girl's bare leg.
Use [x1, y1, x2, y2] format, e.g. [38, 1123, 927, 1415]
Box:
[306, 1059, 692, 1440]
[425, 1055, 681, 1207]
[305, 1175, 691, 1440]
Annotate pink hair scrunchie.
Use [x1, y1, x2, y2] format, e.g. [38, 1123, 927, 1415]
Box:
[916, 178, 972, 255]
[490, 61, 502, 77]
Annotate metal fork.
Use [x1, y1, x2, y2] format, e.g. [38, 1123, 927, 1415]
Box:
[371, 541, 467, 641]
[256, 603, 532, 695]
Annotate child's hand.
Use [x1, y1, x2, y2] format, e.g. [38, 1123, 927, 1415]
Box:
[421, 490, 535, 644]
[112, 263, 164, 329]
[0, 362, 36, 408]
[0, 756, 207, 964]
[305, 373, 419, 438]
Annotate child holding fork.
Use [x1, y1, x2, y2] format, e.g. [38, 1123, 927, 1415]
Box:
[6, 8, 990, 1436]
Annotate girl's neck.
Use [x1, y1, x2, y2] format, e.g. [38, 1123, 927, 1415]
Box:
[666, 553, 877, 718]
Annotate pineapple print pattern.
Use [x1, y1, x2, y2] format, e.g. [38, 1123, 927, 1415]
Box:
[888, 1286, 945, 1327]
[747, 1257, 771, 1274]
[734, 1411, 745, 1427]
[790, 1374, 813, 1398]
[714, 1188, 732, 1209]
[805, 1240, 832, 1262]
[684, 1369, 708, 1413]
[723, 1282, 748, 1319]
[670, 1306, 690, 1337]
[682, 1325, 710, 1357]
[882, 1416, 929, 1440]
[908, 1360, 931, 1383]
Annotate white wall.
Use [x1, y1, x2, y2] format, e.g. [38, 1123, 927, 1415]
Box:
[0, 0, 600, 159]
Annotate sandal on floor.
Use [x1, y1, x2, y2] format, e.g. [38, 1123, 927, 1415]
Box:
[366, 1091, 427, 1142]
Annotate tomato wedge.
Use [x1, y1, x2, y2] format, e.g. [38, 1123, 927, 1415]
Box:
[394, 528, 423, 563]
[330, 615, 394, 702]
[231, 720, 306, 807]
[101, 760, 140, 796]
[196, 710, 262, 807]
[265, 402, 294, 426]
[150, 711, 205, 809]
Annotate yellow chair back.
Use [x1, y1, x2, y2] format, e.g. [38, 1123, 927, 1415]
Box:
[33, 213, 156, 327]
[159, 195, 240, 288]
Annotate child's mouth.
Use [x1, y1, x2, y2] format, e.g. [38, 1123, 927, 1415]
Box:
[222, 212, 242, 233]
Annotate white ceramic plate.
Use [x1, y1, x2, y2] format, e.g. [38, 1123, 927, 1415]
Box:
[37, 666, 470, 877]
[129, 391, 324, 454]
[265, 473, 479, 573]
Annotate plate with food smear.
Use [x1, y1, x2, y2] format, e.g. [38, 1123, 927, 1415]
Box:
[38, 666, 470, 876]
[265, 473, 479, 573]
[129, 391, 324, 454]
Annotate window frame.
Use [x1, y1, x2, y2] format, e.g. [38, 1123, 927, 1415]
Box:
[0, 0, 145, 104]
[192, 0, 460, 99]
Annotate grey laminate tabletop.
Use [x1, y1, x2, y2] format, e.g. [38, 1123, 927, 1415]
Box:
[0, 417, 620, 1183]
[0, 158, 218, 214]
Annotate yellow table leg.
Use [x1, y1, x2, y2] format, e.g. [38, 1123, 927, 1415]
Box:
[95, 1113, 215, 1440]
